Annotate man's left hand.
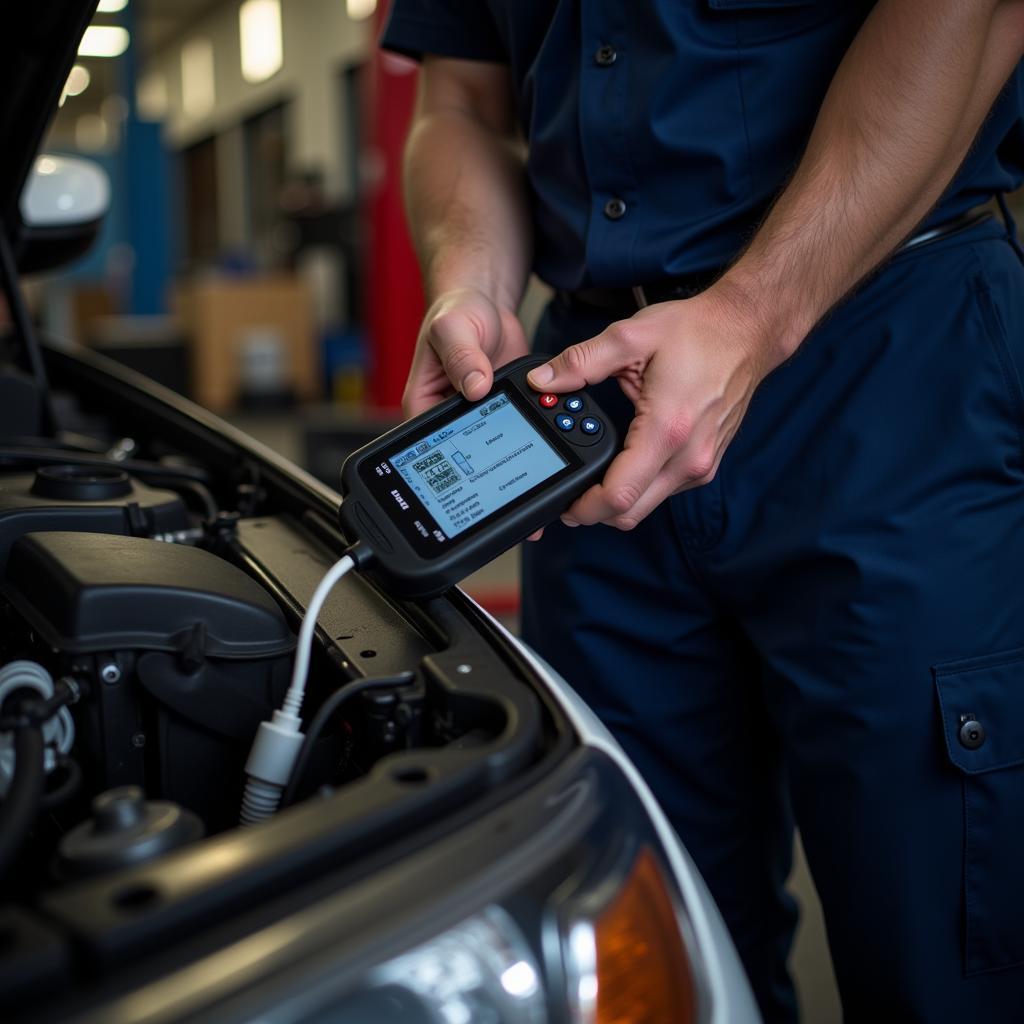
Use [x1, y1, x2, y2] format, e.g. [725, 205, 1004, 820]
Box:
[527, 288, 782, 531]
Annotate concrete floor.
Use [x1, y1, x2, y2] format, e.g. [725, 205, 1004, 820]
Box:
[237, 411, 843, 1021]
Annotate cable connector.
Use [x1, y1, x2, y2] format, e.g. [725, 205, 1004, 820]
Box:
[240, 709, 305, 826]
[239, 549, 363, 825]
[343, 540, 374, 572]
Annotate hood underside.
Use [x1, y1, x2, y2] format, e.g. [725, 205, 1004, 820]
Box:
[0, 1, 98, 250]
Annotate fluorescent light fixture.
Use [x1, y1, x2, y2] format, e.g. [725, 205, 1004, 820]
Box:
[347, 0, 377, 20]
[64, 65, 91, 97]
[96, 0, 129, 11]
[239, 0, 283, 83]
[78, 25, 130, 58]
[181, 37, 216, 119]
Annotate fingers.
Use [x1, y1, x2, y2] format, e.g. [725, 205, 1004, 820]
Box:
[430, 307, 495, 401]
[563, 412, 674, 525]
[563, 414, 722, 530]
[527, 321, 639, 392]
[404, 291, 523, 417]
[605, 442, 720, 530]
[402, 343, 454, 417]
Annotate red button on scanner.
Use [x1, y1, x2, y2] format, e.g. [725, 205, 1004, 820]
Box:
[539, 393, 559, 409]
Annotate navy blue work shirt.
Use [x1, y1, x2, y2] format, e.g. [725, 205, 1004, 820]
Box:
[382, 2, 1024, 291]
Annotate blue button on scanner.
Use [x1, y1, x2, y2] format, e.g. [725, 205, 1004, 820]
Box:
[581, 417, 602, 435]
[556, 414, 575, 431]
[564, 395, 584, 413]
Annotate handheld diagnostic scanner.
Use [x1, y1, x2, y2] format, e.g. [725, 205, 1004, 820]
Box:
[339, 356, 618, 598]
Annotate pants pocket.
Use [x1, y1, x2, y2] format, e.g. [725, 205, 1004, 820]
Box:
[934, 648, 1024, 975]
[973, 268, 1024, 469]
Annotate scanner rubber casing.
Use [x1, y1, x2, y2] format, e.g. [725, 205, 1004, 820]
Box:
[339, 356, 618, 598]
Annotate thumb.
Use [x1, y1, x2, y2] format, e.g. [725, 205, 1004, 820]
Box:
[527, 329, 625, 392]
[429, 305, 498, 402]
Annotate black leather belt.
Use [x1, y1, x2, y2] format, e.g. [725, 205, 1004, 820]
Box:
[558, 206, 994, 316]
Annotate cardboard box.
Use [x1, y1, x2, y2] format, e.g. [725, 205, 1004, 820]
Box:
[175, 275, 318, 412]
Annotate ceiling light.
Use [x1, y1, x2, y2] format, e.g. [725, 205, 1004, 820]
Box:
[347, 0, 377, 20]
[96, 0, 129, 12]
[239, 0, 283, 84]
[59, 65, 91, 106]
[181, 37, 216, 119]
[65, 65, 91, 97]
[78, 26, 130, 58]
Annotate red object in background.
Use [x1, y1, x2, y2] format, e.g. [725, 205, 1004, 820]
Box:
[363, 1, 424, 412]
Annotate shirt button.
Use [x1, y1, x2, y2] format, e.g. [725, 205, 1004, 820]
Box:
[604, 197, 627, 220]
[958, 714, 986, 750]
[595, 45, 617, 67]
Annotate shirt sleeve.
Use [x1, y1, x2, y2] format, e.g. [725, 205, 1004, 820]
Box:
[380, 0, 507, 64]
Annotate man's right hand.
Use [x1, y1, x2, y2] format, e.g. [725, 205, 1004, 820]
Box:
[402, 287, 529, 417]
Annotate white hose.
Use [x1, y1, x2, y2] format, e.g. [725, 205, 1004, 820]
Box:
[0, 661, 75, 798]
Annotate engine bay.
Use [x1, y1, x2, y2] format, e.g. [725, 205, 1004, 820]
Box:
[0, 349, 556, 1014]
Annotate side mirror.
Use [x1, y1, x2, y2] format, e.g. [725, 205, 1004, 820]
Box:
[18, 155, 111, 273]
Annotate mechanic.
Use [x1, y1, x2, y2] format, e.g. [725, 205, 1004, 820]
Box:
[381, 2, 1024, 1019]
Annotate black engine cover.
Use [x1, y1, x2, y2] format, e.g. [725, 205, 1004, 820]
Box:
[0, 468, 188, 571]
[4, 532, 295, 658]
[3, 532, 296, 830]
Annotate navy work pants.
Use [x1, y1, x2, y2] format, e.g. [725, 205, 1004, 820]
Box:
[522, 217, 1024, 1022]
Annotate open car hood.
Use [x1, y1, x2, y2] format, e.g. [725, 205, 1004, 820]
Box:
[0, 1, 97, 253]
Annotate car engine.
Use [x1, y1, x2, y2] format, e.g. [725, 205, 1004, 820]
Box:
[0, 453, 440, 895]
[0, 461, 290, 870]
[0, 343, 549, 1020]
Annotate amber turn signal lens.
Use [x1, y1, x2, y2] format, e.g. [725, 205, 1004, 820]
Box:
[593, 848, 697, 1024]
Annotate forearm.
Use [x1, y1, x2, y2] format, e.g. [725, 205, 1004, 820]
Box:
[718, 0, 1024, 363]
[404, 101, 531, 311]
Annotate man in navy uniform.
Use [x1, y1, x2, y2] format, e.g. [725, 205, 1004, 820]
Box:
[381, 2, 1024, 1019]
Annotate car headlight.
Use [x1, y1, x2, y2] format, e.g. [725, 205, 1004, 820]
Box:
[85, 750, 732, 1024]
[369, 906, 547, 1024]
[363, 843, 700, 1024]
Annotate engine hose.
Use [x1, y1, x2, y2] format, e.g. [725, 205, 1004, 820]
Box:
[140, 476, 219, 522]
[0, 724, 45, 879]
[40, 755, 82, 810]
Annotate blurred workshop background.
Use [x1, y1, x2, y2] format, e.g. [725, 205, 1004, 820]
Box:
[31, 0, 531, 622]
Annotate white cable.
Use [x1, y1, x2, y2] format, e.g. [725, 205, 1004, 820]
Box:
[240, 553, 356, 825]
[0, 661, 76, 798]
[281, 554, 357, 717]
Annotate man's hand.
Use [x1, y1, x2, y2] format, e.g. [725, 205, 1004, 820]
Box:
[403, 287, 529, 417]
[400, 56, 531, 418]
[527, 0, 1023, 533]
[528, 289, 782, 531]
